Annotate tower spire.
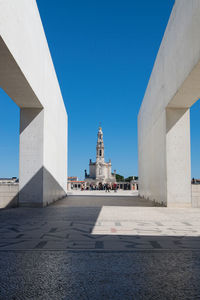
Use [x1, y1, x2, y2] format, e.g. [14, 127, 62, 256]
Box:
[96, 125, 104, 162]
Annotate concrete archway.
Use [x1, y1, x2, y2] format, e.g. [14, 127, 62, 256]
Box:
[0, 1, 68, 207]
[138, 0, 200, 207]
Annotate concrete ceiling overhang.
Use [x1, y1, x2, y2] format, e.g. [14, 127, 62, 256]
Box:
[0, 36, 42, 108]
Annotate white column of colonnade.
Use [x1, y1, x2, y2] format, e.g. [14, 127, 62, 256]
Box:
[0, 0, 68, 207]
[138, 0, 200, 207]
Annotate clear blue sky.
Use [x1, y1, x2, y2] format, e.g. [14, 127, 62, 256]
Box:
[0, 0, 200, 180]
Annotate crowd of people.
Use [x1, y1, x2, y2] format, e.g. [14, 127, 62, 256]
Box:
[81, 183, 131, 192]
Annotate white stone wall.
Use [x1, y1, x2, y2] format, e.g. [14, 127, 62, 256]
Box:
[192, 185, 200, 208]
[0, 184, 19, 208]
[138, 0, 200, 207]
[89, 164, 96, 178]
[102, 165, 107, 179]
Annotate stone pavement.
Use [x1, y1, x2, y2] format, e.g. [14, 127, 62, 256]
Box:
[67, 190, 139, 196]
[1, 195, 200, 299]
[1, 251, 200, 300]
[0, 196, 200, 251]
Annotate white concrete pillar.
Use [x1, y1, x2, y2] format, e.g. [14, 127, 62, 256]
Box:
[0, 1, 68, 207]
[19, 107, 67, 207]
[67, 182, 71, 191]
[19, 108, 44, 206]
[166, 108, 191, 207]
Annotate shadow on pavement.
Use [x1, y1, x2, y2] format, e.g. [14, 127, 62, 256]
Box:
[0, 196, 200, 299]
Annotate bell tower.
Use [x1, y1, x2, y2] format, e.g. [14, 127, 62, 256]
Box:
[96, 126, 104, 163]
[85, 124, 116, 184]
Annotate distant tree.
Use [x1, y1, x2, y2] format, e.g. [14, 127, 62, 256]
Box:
[125, 176, 138, 182]
[115, 174, 124, 182]
[125, 176, 133, 182]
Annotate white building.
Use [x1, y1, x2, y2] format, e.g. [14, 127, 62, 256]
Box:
[85, 126, 116, 186]
[0, 177, 18, 184]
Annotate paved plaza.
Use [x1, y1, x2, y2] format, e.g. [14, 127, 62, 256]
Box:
[1, 195, 200, 299]
[67, 190, 138, 197]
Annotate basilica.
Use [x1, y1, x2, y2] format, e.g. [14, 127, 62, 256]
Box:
[85, 126, 116, 186]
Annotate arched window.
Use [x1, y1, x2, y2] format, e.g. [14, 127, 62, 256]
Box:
[99, 150, 102, 156]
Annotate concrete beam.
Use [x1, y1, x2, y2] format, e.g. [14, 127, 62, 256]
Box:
[138, 0, 200, 206]
[0, 0, 68, 206]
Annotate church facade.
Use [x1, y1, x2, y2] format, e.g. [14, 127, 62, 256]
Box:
[85, 126, 116, 186]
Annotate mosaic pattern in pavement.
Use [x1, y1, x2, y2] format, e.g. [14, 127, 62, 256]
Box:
[0, 197, 200, 251]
